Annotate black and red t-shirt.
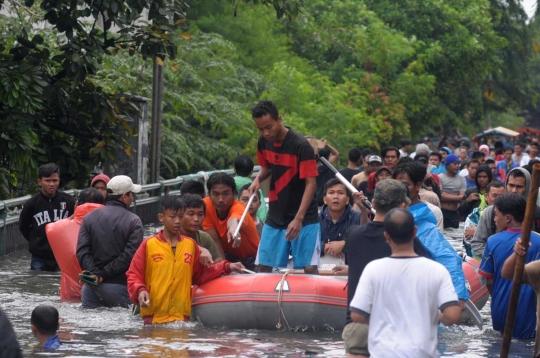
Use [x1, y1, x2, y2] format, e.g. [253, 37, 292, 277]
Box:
[257, 128, 319, 229]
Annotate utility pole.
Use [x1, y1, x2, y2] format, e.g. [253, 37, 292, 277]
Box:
[150, 59, 164, 183]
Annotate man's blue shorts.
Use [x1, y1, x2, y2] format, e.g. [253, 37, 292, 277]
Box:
[256, 223, 321, 269]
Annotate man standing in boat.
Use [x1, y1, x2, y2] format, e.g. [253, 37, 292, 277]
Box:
[248, 100, 320, 274]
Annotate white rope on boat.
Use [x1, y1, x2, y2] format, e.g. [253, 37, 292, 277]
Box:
[276, 271, 291, 331]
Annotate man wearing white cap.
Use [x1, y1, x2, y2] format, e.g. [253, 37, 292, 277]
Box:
[76, 175, 144, 308]
[351, 155, 382, 189]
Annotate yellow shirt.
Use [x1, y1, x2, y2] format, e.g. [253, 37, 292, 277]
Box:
[126, 230, 231, 324]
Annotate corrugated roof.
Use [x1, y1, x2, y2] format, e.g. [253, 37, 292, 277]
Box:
[475, 126, 520, 138]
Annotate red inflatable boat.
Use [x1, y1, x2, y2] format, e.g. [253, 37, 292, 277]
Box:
[192, 257, 488, 330]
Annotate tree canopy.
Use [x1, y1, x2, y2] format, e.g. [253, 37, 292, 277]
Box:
[1, 0, 539, 198]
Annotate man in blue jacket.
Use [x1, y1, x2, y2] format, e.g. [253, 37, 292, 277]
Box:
[319, 179, 368, 261]
[393, 161, 469, 308]
[319, 178, 369, 258]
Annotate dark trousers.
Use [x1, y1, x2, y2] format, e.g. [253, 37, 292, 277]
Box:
[30, 255, 59, 271]
[82, 283, 131, 309]
[442, 209, 460, 229]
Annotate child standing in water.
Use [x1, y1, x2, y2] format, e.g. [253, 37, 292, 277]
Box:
[31, 305, 62, 350]
[127, 195, 244, 324]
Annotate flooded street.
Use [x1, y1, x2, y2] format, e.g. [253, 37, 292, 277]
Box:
[0, 225, 536, 357]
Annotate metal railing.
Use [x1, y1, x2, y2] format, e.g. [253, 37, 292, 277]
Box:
[0, 167, 261, 256]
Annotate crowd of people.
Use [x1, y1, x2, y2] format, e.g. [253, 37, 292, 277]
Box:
[2, 99, 540, 357]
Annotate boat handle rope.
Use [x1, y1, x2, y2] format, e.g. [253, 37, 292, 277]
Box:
[276, 271, 292, 331]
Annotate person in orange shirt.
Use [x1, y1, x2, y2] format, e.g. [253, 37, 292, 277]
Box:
[45, 188, 104, 302]
[127, 195, 244, 325]
[202, 173, 260, 270]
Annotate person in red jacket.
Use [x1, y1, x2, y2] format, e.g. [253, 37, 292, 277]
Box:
[127, 195, 244, 324]
[46, 188, 104, 301]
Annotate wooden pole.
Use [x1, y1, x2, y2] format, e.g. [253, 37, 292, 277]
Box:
[500, 163, 540, 357]
[150, 59, 163, 183]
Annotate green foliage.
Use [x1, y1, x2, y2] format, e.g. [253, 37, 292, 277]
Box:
[1, 0, 538, 199]
[0, 0, 301, 198]
[97, 32, 261, 178]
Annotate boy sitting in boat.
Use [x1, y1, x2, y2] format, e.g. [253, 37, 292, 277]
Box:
[126, 195, 244, 325]
[202, 173, 260, 271]
[318, 178, 368, 262]
[238, 184, 264, 237]
[179, 194, 222, 264]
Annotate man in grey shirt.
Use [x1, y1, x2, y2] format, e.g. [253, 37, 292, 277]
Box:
[439, 154, 466, 229]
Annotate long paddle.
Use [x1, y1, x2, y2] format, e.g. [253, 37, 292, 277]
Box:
[231, 193, 256, 242]
[464, 299, 483, 330]
[500, 163, 540, 357]
[319, 157, 376, 215]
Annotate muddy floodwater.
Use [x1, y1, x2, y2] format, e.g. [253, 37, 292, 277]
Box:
[0, 225, 536, 357]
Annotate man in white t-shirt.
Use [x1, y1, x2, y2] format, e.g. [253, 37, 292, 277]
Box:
[520, 142, 540, 166]
[350, 208, 461, 358]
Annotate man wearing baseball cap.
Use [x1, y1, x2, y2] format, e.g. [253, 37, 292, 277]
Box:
[339, 179, 430, 356]
[351, 155, 382, 189]
[76, 175, 144, 308]
[439, 155, 466, 229]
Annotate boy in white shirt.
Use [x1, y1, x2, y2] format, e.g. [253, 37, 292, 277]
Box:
[349, 208, 461, 358]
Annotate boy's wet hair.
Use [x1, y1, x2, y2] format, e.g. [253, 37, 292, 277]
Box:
[180, 180, 205, 197]
[78, 188, 105, 205]
[323, 178, 350, 197]
[160, 195, 184, 212]
[31, 305, 59, 336]
[182, 194, 206, 215]
[38, 163, 59, 179]
[207, 172, 236, 193]
[252, 100, 279, 120]
[234, 155, 254, 177]
[239, 183, 261, 200]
